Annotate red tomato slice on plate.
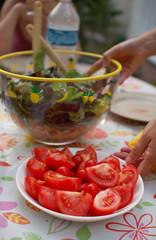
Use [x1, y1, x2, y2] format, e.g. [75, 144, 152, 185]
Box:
[83, 183, 100, 198]
[91, 188, 121, 215]
[86, 163, 119, 188]
[38, 186, 58, 211]
[57, 166, 70, 177]
[33, 147, 59, 161]
[45, 152, 75, 170]
[75, 146, 97, 163]
[118, 165, 138, 186]
[25, 176, 45, 200]
[26, 158, 48, 180]
[99, 155, 121, 172]
[60, 147, 73, 158]
[114, 184, 134, 209]
[55, 191, 93, 216]
[44, 170, 82, 191]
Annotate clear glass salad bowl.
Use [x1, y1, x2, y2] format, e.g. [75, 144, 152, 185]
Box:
[0, 50, 122, 145]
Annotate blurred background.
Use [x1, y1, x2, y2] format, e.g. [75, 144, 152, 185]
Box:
[0, 0, 156, 85]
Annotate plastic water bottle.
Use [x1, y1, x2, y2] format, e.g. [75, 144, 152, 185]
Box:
[46, 0, 80, 68]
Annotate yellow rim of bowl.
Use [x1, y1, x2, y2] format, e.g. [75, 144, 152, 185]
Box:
[0, 50, 122, 82]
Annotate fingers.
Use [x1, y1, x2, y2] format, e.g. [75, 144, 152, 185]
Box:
[137, 141, 156, 177]
[86, 59, 103, 76]
[119, 71, 131, 85]
[125, 132, 156, 177]
[113, 152, 128, 160]
[125, 132, 148, 165]
[120, 146, 132, 153]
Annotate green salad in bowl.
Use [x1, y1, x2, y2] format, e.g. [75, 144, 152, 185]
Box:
[0, 50, 121, 145]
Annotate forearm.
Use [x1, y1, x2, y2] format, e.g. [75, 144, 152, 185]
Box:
[136, 28, 156, 59]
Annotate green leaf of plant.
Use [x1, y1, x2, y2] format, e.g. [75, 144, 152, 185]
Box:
[34, 47, 45, 72]
[135, 204, 142, 209]
[66, 86, 83, 101]
[142, 201, 154, 206]
[50, 82, 66, 91]
[0, 176, 14, 181]
[76, 225, 91, 240]
[23, 232, 43, 240]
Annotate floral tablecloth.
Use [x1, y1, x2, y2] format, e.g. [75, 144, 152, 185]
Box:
[1, 76, 156, 240]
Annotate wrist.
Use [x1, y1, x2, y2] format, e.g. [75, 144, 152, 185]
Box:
[137, 28, 156, 59]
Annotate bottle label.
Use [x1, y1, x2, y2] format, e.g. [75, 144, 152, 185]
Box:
[46, 28, 78, 46]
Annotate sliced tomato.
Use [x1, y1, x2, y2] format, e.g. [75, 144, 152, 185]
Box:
[60, 147, 73, 158]
[76, 146, 97, 163]
[114, 184, 134, 209]
[76, 161, 88, 182]
[118, 165, 138, 186]
[55, 191, 93, 216]
[26, 158, 48, 180]
[91, 188, 121, 215]
[25, 177, 44, 200]
[32, 147, 59, 162]
[85, 159, 96, 168]
[35, 179, 45, 190]
[44, 170, 82, 191]
[83, 183, 100, 198]
[38, 186, 58, 211]
[45, 152, 75, 170]
[98, 155, 121, 172]
[57, 166, 70, 177]
[85, 163, 119, 188]
[25, 177, 38, 200]
[72, 155, 83, 168]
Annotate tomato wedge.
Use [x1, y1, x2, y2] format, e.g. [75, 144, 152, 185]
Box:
[25, 177, 45, 200]
[26, 158, 48, 180]
[75, 146, 97, 163]
[91, 188, 121, 215]
[99, 155, 121, 172]
[57, 166, 70, 177]
[38, 186, 58, 211]
[60, 147, 73, 158]
[55, 191, 93, 216]
[32, 147, 59, 162]
[44, 170, 82, 191]
[83, 183, 100, 198]
[118, 165, 138, 186]
[86, 163, 119, 188]
[45, 152, 75, 170]
[114, 184, 134, 209]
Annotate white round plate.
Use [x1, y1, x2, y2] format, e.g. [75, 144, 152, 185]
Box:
[110, 92, 156, 122]
[16, 148, 144, 222]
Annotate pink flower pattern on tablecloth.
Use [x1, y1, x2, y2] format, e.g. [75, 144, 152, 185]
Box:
[0, 187, 17, 228]
[106, 213, 156, 240]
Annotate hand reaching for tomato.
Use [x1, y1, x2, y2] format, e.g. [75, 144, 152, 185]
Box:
[25, 146, 139, 217]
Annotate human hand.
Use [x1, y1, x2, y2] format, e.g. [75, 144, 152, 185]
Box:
[86, 37, 147, 84]
[114, 146, 144, 167]
[120, 118, 156, 177]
